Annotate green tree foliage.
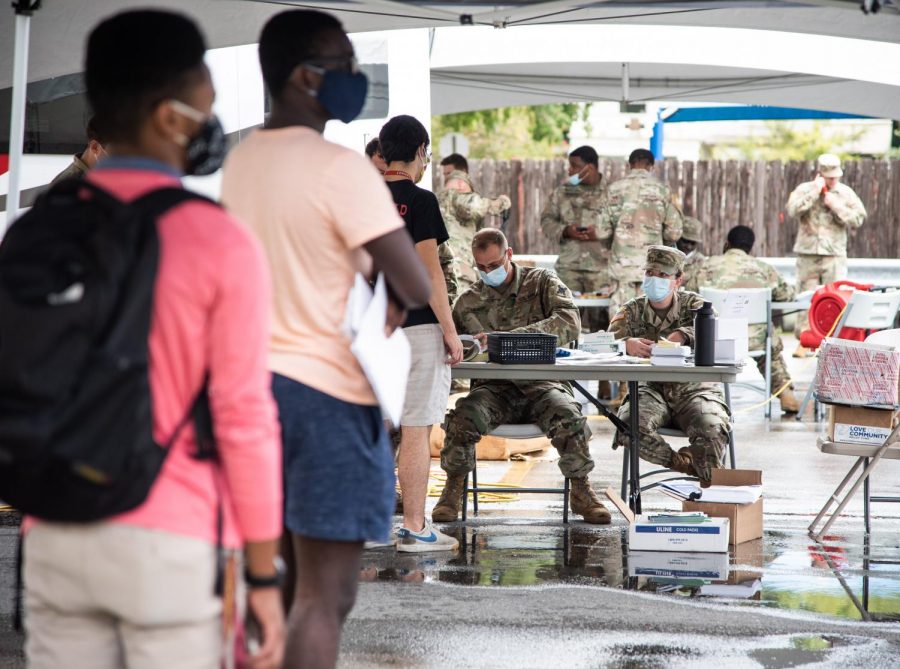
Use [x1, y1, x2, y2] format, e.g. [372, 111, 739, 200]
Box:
[714, 121, 866, 161]
[432, 104, 589, 160]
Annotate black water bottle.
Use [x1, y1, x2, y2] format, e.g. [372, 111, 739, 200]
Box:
[693, 301, 716, 366]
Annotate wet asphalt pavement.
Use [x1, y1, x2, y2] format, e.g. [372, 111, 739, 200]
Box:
[346, 337, 900, 667]
[1, 336, 898, 667]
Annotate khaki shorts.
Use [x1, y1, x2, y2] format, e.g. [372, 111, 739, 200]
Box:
[25, 523, 227, 669]
[401, 323, 451, 426]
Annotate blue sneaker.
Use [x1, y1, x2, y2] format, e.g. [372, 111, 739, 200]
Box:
[396, 520, 458, 553]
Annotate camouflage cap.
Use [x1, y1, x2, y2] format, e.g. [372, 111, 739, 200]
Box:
[817, 153, 843, 178]
[445, 169, 473, 190]
[644, 245, 686, 275]
[681, 216, 704, 242]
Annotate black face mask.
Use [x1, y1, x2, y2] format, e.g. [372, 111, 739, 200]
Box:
[184, 115, 227, 176]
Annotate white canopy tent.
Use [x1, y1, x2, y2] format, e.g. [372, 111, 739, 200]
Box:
[2, 0, 899, 223]
[429, 24, 900, 117]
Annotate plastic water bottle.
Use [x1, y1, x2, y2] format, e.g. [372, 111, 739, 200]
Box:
[693, 301, 716, 366]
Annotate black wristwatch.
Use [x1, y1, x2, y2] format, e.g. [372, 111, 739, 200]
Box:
[245, 556, 286, 589]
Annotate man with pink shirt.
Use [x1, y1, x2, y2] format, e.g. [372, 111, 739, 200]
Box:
[20, 11, 284, 669]
[221, 10, 431, 669]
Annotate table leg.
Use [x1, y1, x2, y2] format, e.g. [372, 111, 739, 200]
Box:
[629, 381, 642, 514]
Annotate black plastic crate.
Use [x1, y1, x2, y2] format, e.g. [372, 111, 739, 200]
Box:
[487, 332, 557, 364]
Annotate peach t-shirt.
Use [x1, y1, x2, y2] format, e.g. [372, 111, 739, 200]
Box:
[221, 127, 403, 406]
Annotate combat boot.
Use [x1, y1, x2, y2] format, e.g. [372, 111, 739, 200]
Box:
[608, 384, 628, 410]
[597, 380, 612, 400]
[670, 448, 712, 488]
[569, 477, 611, 524]
[792, 345, 810, 359]
[432, 473, 467, 522]
[779, 388, 800, 414]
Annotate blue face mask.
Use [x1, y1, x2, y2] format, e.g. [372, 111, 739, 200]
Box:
[480, 262, 509, 288]
[642, 275, 673, 302]
[311, 69, 369, 124]
[568, 174, 582, 186]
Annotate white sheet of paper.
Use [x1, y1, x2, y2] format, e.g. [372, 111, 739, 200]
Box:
[348, 273, 411, 427]
[341, 273, 372, 338]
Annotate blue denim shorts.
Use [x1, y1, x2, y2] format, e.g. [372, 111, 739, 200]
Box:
[273, 374, 395, 542]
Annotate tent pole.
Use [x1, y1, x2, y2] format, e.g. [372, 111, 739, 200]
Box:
[4, 2, 39, 233]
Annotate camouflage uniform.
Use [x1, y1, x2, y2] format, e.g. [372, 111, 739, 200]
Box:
[609, 248, 730, 482]
[540, 181, 612, 331]
[438, 241, 460, 306]
[685, 248, 795, 391]
[441, 264, 593, 479]
[787, 175, 866, 333]
[49, 154, 89, 187]
[601, 169, 683, 316]
[439, 170, 511, 291]
[679, 216, 707, 289]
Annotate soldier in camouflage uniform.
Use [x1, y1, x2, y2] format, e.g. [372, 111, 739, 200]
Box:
[432, 229, 612, 524]
[677, 216, 707, 288]
[787, 153, 866, 356]
[439, 240, 460, 306]
[439, 169, 512, 292]
[601, 149, 683, 318]
[609, 246, 731, 485]
[540, 145, 612, 332]
[685, 226, 800, 414]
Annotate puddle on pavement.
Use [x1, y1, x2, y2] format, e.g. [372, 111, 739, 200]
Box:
[361, 525, 900, 623]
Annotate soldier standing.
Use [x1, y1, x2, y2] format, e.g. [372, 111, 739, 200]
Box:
[685, 225, 800, 414]
[787, 153, 866, 357]
[540, 145, 611, 332]
[438, 167, 511, 292]
[602, 149, 683, 318]
[432, 229, 612, 524]
[677, 216, 707, 288]
[609, 246, 731, 486]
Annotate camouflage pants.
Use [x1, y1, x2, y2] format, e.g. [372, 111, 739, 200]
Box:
[754, 334, 792, 390]
[441, 381, 594, 478]
[748, 324, 792, 390]
[556, 268, 613, 333]
[609, 280, 644, 319]
[796, 254, 847, 333]
[613, 382, 731, 480]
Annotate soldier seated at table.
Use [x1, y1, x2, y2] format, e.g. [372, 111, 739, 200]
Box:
[432, 229, 612, 524]
[684, 225, 800, 414]
[609, 245, 731, 486]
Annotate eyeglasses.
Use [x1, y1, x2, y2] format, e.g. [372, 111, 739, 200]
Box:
[302, 55, 359, 75]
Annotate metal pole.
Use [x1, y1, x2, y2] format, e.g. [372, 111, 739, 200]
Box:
[4, 2, 40, 233]
[650, 108, 664, 160]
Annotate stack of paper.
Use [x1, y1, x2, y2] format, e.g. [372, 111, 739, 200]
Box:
[647, 511, 709, 524]
[660, 481, 763, 504]
[650, 343, 691, 367]
[345, 273, 411, 427]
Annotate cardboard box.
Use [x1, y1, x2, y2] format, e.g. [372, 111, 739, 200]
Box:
[815, 337, 900, 407]
[828, 405, 897, 445]
[681, 470, 763, 545]
[604, 487, 729, 553]
[580, 331, 622, 355]
[716, 317, 748, 340]
[715, 337, 748, 364]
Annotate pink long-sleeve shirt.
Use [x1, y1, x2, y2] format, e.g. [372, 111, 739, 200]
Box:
[26, 163, 282, 548]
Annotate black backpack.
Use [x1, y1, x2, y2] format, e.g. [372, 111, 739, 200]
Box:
[0, 178, 215, 521]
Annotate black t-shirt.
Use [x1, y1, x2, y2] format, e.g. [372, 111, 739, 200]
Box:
[386, 180, 449, 328]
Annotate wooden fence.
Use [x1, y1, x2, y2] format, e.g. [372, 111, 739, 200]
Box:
[435, 159, 900, 259]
